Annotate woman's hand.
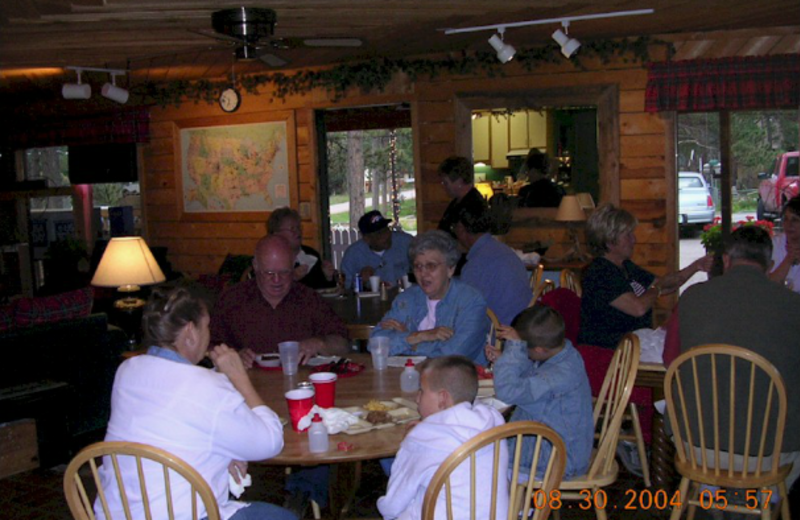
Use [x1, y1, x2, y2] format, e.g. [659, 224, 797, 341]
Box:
[322, 260, 335, 281]
[379, 318, 407, 332]
[408, 327, 454, 345]
[237, 348, 257, 369]
[228, 460, 248, 483]
[691, 254, 715, 273]
[210, 344, 249, 381]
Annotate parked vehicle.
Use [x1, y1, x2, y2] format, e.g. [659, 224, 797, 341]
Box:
[757, 151, 799, 221]
[678, 172, 715, 230]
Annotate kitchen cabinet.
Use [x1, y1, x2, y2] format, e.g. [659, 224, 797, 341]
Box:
[472, 110, 550, 169]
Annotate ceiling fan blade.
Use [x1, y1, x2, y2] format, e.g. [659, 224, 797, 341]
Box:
[259, 53, 288, 68]
[302, 38, 362, 48]
[189, 28, 245, 45]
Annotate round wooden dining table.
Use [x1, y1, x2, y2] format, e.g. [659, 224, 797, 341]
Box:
[251, 352, 415, 518]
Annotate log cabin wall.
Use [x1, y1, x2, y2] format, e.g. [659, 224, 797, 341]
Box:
[142, 49, 676, 316]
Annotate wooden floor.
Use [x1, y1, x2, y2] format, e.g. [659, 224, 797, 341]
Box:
[2, 458, 798, 519]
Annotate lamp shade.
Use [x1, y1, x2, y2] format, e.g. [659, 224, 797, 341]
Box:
[91, 237, 166, 290]
[555, 195, 586, 222]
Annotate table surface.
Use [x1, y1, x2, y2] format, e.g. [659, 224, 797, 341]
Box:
[252, 353, 415, 466]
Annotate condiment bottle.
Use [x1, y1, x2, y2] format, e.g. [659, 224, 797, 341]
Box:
[400, 359, 420, 393]
[380, 281, 389, 301]
[308, 414, 329, 453]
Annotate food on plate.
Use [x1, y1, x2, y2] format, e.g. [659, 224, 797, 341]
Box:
[364, 400, 390, 412]
[366, 410, 392, 425]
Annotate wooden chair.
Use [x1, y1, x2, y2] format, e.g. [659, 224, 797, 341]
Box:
[530, 263, 545, 291]
[530, 279, 556, 307]
[63, 441, 220, 520]
[422, 421, 567, 520]
[664, 345, 791, 520]
[559, 268, 582, 297]
[486, 307, 502, 353]
[555, 333, 640, 520]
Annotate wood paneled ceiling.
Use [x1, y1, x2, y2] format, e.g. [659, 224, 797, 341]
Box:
[1, 0, 798, 104]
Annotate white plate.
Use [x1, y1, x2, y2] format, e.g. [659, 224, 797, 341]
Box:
[255, 354, 281, 368]
[306, 355, 340, 367]
[477, 396, 511, 413]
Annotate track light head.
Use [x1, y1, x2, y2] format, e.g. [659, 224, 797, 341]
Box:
[552, 21, 581, 58]
[488, 29, 516, 63]
[101, 72, 129, 104]
[62, 68, 91, 99]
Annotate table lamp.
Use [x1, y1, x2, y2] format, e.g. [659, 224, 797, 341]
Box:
[555, 194, 591, 263]
[91, 236, 166, 310]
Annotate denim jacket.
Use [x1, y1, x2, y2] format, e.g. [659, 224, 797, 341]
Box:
[370, 278, 489, 365]
[494, 339, 593, 479]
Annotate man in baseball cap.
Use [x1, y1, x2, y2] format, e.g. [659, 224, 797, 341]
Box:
[340, 210, 413, 289]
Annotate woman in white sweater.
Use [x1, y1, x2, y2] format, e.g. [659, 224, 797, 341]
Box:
[95, 288, 296, 520]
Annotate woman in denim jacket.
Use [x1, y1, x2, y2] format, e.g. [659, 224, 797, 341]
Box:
[371, 230, 489, 365]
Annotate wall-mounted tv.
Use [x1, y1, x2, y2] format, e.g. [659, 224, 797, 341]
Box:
[68, 143, 138, 184]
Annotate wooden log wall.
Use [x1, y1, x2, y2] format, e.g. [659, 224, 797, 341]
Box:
[143, 47, 678, 317]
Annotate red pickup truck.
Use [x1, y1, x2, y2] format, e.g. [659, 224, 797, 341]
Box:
[757, 151, 799, 221]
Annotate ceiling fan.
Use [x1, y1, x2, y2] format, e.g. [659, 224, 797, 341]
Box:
[194, 7, 363, 68]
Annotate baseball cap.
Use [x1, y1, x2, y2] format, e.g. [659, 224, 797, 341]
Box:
[358, 210, 392, 234]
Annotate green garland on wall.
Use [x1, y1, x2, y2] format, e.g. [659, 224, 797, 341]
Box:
[139, 36, 673, 107]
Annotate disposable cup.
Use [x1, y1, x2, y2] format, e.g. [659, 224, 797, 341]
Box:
[278, 341, 300, 376]
[368, 337, 390, 371]
[285, 388, 315, 431]
[309, 372, 338, 408]
[369, 275, 381, 293]
[401, 275, 412, 289]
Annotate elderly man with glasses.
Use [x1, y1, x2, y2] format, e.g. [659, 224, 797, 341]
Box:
[210, 234, 349, 368]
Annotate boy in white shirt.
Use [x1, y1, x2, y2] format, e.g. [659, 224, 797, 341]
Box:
[377, 356, 507, 520]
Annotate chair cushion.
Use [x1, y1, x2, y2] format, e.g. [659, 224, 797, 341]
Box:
[14, 287, 94, 327]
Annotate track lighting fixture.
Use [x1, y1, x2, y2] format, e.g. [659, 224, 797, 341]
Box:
[62, 68, 91, 99]
[62, 66, 128, 103]
[488, 28, 516, 63]
[552, 21, 581, 58]
[101, 71, 129, 104]
[443, 9, 653, 60]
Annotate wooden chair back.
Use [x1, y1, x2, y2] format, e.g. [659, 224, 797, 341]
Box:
[587, 333, 640, 480]
[529, 279, 555, 307]
[559, 268, 582, 297]
[63, 441, 220, 520]
[486, 308, 502, 352]
[664, 344, 789, 488]
[529, 263, 545, 291]
[421, 421, 567, 520]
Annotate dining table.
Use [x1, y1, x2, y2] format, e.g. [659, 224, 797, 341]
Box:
[251, 352, 413, 518]
[322, 288, 399, 340]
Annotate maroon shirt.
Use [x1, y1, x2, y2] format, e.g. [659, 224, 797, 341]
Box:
[210, 279, 348, 354]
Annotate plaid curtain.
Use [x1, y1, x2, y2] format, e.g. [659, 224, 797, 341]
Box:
[645, 54, 800, 112]
[4, 107, 150, 148]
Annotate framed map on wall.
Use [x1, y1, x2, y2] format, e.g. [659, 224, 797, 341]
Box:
[176, 112, 296, 220]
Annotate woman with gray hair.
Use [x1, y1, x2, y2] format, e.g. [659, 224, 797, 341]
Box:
[578, 203, 712, 348]
[371, 230, 490, 364]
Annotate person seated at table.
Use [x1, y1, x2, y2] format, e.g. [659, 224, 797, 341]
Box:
[768, 195, 800, 292]
[578, 203, 713, 349]
[97, 287, 296, 520]
[371, 230, 490, 364]
[267, 207, 337, 289]
[516, 149, 563, 208]
[340, 210, 413, 289]
[210, 235, 349, 366]
[488, 305, 593, 480]
[454, 205, 532, 325]
[377, 355, 508, 520]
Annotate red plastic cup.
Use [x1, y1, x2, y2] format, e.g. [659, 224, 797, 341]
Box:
[309, 372, 338, 408]
[285, 388, 315, 431]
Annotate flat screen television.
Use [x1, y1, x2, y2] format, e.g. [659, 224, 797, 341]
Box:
[68, 143, 138, 184]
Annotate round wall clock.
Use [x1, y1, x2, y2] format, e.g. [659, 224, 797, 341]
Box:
[219, 87, 241, 113]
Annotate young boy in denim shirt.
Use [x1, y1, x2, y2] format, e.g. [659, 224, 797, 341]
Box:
[490, 305, 593, 479]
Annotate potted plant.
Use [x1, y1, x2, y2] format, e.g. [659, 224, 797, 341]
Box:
[700, 216, 775, 276]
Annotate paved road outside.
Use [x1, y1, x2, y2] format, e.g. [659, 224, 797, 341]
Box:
[679, 211, 756, 293]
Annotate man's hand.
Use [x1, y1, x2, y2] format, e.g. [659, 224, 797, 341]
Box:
[298, 337, 326, 364]
[360, 266, 376, 280]
[321, 260, 335, 281]
[379, 318, 407, 332]
[228, 460, 248, 483]
[237, 347, 257, 369]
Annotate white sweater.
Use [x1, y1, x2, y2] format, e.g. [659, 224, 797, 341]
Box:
[95, 355, 284, 520]
[377, 402, 508, 520]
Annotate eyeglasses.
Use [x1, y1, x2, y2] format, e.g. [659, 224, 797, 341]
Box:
[413, 261, 443, 273]
[256, 269, 293, 280]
